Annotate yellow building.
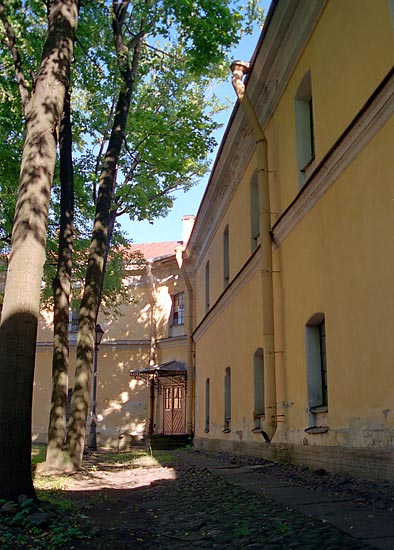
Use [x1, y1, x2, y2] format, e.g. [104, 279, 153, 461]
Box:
[183, 0, 394, 480]
[33, 216, 195, 448]
[32, 0, 393, 479]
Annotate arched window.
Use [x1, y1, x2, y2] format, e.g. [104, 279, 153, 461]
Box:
[205, 378, 210, 433]
[253, 348, 264, 431]
[305, 313, 328, 432]
[223, 367, 231, 432]
[295, 71, 315, 187]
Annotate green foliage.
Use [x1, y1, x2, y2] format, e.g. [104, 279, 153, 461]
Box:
[233, 519, 251, 537]
[0, 445, 92, 548]
[0, 445, 182, 549]
[0, 0, 264, 313]
[149, 0, 264, 76]
[0, 495, 91, 550]
[30, 445, 46, 467]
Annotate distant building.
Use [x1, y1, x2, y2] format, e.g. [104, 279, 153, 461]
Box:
[34, 216, 195, 447]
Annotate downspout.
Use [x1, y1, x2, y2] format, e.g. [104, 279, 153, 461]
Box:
[146, 260, 157, 435]
[175, 246, 194, 437]
[231, 61, 277, 441]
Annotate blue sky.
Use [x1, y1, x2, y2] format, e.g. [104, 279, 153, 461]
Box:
[121, 3, 270, 244]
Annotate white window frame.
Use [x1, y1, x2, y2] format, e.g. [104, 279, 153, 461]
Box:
[305, 312, 329, 432]
[172, 292, 184, 326]
[295, 71, 315, 188]
[223, 367, 231, 432]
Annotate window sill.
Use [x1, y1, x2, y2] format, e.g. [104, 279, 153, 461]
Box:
[300, 155, 315, 173]
[300, 155, 316, 183]
[310, 405, 328, 414]
[304, 426, 329, 435]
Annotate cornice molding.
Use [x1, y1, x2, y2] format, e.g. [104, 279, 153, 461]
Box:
[158, 335, 187, 349]
[185, 0, 327, 271]
[272, 70, 394, 246]
[193, 249, 261, 343]
[250, 0, 327, 127]
[36, 335, 187, 351]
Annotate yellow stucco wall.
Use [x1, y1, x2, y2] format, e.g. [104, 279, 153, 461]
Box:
[194, 259, 264, 442]
[33, 258, 187, 444]
[269, 0, 394, 215]
[192, 0, 394, 458]
[194, 157, 256, 325]
[276, 117, 394, 448]
[33, 343, 151, 445]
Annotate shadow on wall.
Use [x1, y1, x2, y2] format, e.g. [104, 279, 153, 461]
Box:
[90, 348, 150, 448]
[33, 253, 186, 446]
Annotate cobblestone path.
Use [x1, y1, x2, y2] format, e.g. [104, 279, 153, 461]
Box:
[73, 449, 386, 549]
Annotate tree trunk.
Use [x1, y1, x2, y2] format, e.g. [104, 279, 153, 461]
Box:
[66, 2, 144, 470]
[66, 82, 139, 470]
[0, 0, 78, 500]
[45, 89, 74, 470]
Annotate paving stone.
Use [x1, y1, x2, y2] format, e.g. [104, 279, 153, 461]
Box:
[76, 448, 392, 549]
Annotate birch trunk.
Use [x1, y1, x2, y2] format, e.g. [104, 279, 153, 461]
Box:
[45, 89, 74, 470]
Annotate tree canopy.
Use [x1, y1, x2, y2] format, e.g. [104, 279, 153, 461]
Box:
[0, 0, 264, 496]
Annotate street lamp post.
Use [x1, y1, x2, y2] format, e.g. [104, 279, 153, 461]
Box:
[88, 323, 105, 450]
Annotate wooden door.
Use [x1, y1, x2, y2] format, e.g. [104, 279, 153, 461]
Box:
[162, 385, 186, 434]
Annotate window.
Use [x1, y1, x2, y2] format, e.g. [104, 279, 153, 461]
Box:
[305, 313, 328, 432]
[223, 367, 231, 432]
[205, 261, 210, 312]
[205, 378, 210, 432]
[69, 308, 79, 333]
[295, 71, 315, 187]
[253, 348, 264, 431]
[173, 386, 183, 409]
[164, 387, 171, 410]
[223, 225, 230, 288]
[66, 389, 73, 424]
[172, 292, 184, 325]
[250, 173, 260, 252]
[164, 386, 183, 410]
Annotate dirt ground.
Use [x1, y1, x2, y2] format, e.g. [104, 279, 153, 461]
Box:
[63, 449, 180, 548]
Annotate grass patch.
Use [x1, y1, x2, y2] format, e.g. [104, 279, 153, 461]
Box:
[89, 448, 177, 469]
[0, 445, 90, 548]
[31, 444, 46, 466]
[0, 492, 91, 549]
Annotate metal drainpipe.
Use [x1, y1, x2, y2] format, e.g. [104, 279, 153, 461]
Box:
[146, 260, 157, 435]
[175, 246, 195, 437]
[230, 60, 277, 441]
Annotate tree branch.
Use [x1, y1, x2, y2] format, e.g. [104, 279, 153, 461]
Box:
[0, 1, 30, 113]
[93, 96, 117, 203]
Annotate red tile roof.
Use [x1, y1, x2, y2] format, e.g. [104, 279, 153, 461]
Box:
[127, 241, 183, 260]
